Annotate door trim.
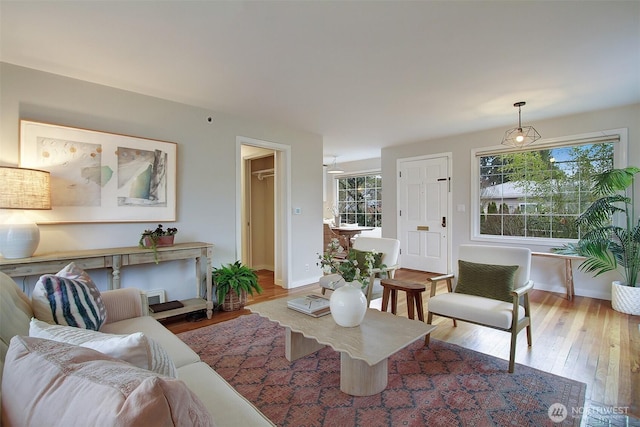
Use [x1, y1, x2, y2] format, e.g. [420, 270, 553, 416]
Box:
[236, 136, 291, 288]
[396, 152, 453, 274]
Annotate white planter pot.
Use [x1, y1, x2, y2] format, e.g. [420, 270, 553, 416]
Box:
[329, 281, 367, 327]
[611, 281, 640, 315]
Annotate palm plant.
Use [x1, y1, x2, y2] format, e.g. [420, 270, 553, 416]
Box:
[554, 166, 639, 287]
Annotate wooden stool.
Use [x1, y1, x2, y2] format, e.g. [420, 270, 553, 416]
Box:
[380, 279, 426, 321]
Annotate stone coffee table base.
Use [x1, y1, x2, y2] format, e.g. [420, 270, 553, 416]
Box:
[251, 298, 436, 396]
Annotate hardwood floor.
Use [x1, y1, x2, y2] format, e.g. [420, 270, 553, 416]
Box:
[163, 268, 639, 418]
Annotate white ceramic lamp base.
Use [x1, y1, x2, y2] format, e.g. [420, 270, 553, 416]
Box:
[0, 222, 40, 259]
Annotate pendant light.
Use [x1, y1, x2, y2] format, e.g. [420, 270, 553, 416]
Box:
[501, 101, 541, 148]
[326, 156, 344, 174]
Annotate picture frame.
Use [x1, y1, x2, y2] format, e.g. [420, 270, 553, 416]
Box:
[19, 120, 177, 224]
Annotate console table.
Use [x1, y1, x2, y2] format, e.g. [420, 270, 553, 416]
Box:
[532, 251, 585, 301]
[0, 242, 214, 319]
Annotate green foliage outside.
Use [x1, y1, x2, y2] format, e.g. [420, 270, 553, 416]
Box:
[337, 174, 382, 227]
[479, 142, 614, 239]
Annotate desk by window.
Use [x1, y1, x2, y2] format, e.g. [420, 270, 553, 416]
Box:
[331, 226, 374, 249]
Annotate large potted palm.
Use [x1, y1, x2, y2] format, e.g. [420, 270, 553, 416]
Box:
[554, 166, 639, 314]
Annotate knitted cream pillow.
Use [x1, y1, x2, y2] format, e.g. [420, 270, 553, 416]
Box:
[29, 318, 177, 378]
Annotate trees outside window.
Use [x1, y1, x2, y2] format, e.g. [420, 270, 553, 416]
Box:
[476, 136, 620, 242]
[336, 174, 382, 227]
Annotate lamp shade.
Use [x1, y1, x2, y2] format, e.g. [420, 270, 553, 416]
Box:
[0, 166, 51, 259]
[0, 166, 51, 209]
[327, 157, 344, 174]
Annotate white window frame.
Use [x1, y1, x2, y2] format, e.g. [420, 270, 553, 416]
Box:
[470, 128, 628, 246]
[334, 171, 382, 227]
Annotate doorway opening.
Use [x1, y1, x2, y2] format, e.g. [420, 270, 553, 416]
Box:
[237, 137, 291, 288]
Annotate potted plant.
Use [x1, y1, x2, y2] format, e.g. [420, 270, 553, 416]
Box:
[554, 166, 639, 314]
[213, 261, 262, 311]
[138, 224, 178, 263]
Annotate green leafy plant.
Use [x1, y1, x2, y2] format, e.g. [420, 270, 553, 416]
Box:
[317, 238, 384, 289]
[138, 224, 178, 263]
[213, 261, 262, 306]
[553, 166, 639, 287]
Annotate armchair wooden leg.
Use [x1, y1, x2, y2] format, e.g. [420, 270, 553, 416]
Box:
[526, 324, 532, 347]
[508, 331, 518, 373]
[321, 288, 326, 295]
[425, 312, 434, 345]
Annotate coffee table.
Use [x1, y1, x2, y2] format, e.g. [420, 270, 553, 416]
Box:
[249, 297, 436, 396]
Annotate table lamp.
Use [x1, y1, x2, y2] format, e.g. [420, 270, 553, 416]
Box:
[0, 166, 51, 258]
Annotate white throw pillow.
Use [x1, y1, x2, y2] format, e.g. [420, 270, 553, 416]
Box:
[29, 318, 177, 378]
[31, 262, 107, 330]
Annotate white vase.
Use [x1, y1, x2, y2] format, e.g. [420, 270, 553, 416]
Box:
[611, 281, 640, 315]
[329, 281, 367, 327]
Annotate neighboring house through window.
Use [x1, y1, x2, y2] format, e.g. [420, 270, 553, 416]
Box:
[471, 129, 627, 244]
[336, 174, 382, 227]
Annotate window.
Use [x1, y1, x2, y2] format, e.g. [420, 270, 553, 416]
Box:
[472, 129, 626, 243]
[336, 174, 382, 227]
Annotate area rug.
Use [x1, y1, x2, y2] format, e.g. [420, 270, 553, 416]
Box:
[178, 314, 586, 427]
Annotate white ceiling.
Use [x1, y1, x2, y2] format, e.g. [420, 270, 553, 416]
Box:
[1, 1, 639, 163]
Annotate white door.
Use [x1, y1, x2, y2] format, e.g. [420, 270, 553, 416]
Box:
[398, 155, 450, 274]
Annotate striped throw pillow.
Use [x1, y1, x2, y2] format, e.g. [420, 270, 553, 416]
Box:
[31, 262, 107, 331]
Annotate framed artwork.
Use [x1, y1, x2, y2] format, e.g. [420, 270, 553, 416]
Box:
[20, 120, 177, 223]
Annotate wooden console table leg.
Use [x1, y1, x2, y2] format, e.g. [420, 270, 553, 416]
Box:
[111, 255, 122, 290]
[565, 258, 574, 301]
[285, 327, 325, 362]
[340, 353, 387, 396]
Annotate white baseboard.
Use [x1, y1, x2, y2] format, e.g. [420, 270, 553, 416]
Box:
[534, 282, 611, 301]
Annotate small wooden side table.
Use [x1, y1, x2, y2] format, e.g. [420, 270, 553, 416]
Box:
[380, 279, 426, 321]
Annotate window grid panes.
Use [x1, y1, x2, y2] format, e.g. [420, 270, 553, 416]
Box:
[478, 142, 615, 240]
[336, 174, 382, 227]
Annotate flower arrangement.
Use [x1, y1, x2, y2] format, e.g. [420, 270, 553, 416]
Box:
[317, 238, 381, 289]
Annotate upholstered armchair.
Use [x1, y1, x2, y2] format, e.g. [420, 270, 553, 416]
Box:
[425, 245, 534, 373]
[319, 237, 400, 305]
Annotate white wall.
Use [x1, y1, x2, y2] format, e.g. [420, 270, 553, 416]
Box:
[382, 103, 640, 300]
[0, 63, 324, 298]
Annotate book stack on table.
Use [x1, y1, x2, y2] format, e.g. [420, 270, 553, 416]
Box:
[287, 295, 331, 317]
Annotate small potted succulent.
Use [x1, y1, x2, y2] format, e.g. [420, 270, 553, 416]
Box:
[139, 224, 178, 262]
[213, 261, 262, 311]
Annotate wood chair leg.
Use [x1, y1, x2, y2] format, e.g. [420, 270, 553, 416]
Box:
[321, 288, 326, 295]
[508, 330, 518, 373]
[526, 324, 532, 347]
[425, 312, 434, 345]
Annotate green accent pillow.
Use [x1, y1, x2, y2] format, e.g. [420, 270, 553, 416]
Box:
[454, 260, 519, 302]
[349, 249, 384, 276]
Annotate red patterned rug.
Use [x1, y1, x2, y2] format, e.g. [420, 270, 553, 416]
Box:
[178, 314, 585, 426]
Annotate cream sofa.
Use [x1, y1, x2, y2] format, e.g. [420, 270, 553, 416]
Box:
[0, 271, 274, 426]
